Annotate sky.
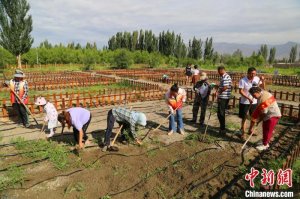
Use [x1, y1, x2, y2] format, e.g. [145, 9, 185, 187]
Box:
[27, 0, 300, 47]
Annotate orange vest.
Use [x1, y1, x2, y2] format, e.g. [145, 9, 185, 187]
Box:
[251, 96, 275, 122]
[168, 94, 184, 110]
[9, 80, 28, 104]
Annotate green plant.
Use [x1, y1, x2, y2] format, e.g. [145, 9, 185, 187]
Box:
[292, 159, 300, 184]
[13, 137, 69, 170]
[155, 184, 167, 199]
[101, 195, 111, 199]
[0, 165, 24, 191]
[64, 182, 85, 197]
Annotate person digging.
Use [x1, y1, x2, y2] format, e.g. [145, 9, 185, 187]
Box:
[102, 107, 147, 152]
[247, 87, 281, 151]
[58, 107, 92, 150]
[4, 70, 31, 128]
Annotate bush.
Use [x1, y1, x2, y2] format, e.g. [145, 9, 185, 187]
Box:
[148, 52, 162, 68]
[113, 49, 133, 69]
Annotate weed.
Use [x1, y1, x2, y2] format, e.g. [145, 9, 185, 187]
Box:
[112, 165, 130, 178]
[147, 150, 157, 157]
[64, 182, 85, 197]
[226, 122, 240, 131]
[101, 195, 111, 199]
[292, 159, 300, 184]
[155, 184, 167, 199]
[0, 165, 24, 191]
[191, 162, 200, 172]
[13, 137, 69, 170]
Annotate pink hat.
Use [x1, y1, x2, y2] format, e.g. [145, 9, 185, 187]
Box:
[35, 97, 47, 106]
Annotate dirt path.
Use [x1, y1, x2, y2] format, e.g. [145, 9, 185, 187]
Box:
[0, 99, 288, 199]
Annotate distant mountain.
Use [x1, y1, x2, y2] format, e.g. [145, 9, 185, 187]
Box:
[213, 41, 300, 59]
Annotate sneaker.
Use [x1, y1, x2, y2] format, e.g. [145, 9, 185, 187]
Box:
[25, 124, 34, 129]
[256, 140, 263, 146]
[102, 145, 108, 152]
[199, 123, 205, 128]
[47, 132, 55, 138]
[179, 129, 185, 135]
[167, 130, 174, 136]
[256, 144, 269, 151]
[190, 119, 196, 123]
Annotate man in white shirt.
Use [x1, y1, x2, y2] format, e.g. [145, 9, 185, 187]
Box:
[239, 67, 265, 140]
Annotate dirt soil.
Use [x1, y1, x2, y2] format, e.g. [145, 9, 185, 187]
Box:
[0, 100, 288, 199]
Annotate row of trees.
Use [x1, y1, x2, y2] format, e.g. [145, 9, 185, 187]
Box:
[258, 44, 298, 64]
[107, 30, 215, 61]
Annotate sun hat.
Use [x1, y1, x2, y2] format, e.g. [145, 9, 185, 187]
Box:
[35, 97, 47, 106]
[14, 70, 25, 78]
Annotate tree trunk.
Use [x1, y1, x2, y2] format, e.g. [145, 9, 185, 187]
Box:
[17, 54, 22, 69]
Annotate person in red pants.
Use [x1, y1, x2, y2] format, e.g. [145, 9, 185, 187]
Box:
[248, 87, 281, 151]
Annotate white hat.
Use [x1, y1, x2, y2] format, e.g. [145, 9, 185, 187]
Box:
[14, 70, 25, 78]
[135, 113, 147, 126]
[199, 72, 208, 80]
[35, 97, 47, 106]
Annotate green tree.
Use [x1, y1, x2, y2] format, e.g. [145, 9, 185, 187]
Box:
[0, 0, 34, 68]
[289, 45, 297, 63]
[268, 47, 276, 64]
[204, 37, 214, 61]
[258, 44, 268, 62]
[190, 37, 202, 60]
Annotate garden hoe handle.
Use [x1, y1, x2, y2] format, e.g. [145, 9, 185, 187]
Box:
[152, 105, 180, 133]
[9, 87, 39, 125]
[241, 129, 256, 152]
[202, 96, 217, 140]
[41, 121, 46, 132]
[111, 106, 132, 146]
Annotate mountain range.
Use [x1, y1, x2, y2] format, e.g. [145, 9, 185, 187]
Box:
[213, 41, 299, 59]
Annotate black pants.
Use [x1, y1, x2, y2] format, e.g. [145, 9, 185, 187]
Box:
[192, 94, 209, 124]
[13, 103, 29, 126]
[104, 110, 130, 146]
[217, 98, 229, 130]
[73, 115, 91, 144]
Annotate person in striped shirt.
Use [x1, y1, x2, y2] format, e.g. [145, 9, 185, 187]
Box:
[216, 66, 232, 135]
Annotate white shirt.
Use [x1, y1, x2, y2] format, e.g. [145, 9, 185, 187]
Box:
[239, 76, 261, 104]
[193, 69, 200, 75]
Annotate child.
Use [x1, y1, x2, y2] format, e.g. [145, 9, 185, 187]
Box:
[35, 97, 58, 138]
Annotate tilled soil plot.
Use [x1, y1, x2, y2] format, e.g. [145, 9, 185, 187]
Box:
[0, 100, 287, 199]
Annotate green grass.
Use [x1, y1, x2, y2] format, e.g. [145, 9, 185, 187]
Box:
[0, 81, 136, 99]
[200, 64, 300, 76]
[13, 137, 70, 170]
[0, 165, 24, 191]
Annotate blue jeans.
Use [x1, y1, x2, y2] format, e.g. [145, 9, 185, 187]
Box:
[169, 109, 184, 132]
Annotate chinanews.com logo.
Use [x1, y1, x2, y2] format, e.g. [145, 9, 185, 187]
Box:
[244, 167, 295, 198]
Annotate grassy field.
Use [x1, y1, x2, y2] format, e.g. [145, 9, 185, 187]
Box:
[2, 64, 300, 76]
[0, 81, 135, 99]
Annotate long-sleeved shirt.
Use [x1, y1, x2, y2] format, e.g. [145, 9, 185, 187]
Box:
[7, 79, 29, 103]
[44, 102, 58, 122]
[112, 107, 139, 138]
